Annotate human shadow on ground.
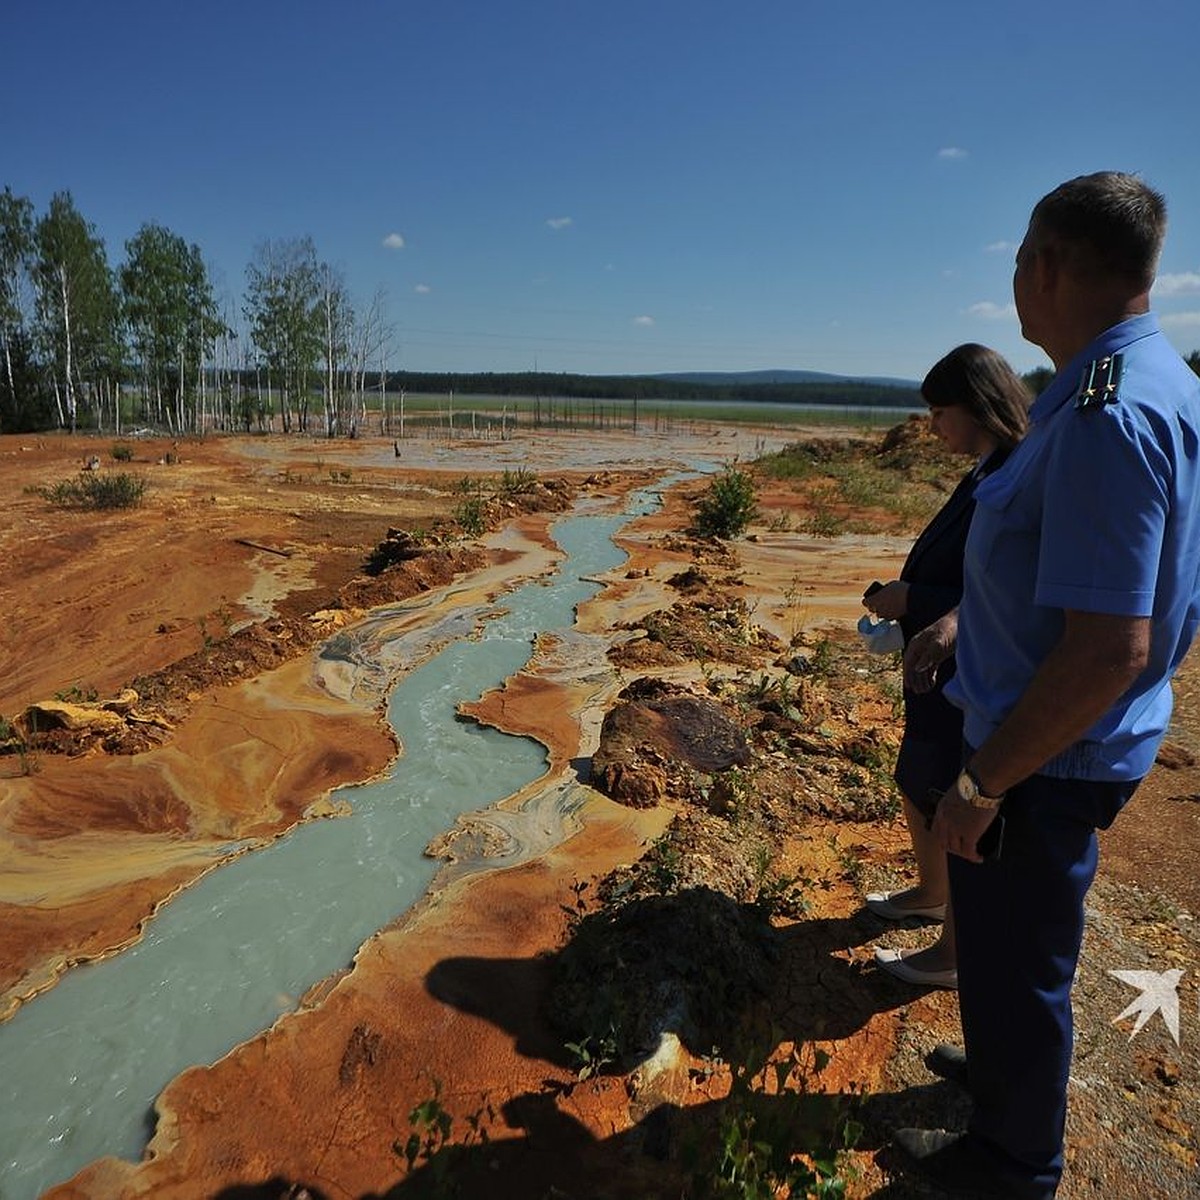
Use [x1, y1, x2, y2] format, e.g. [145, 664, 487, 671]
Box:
[367, 1073, 967, 1199]
[393, 886, 964, 1197]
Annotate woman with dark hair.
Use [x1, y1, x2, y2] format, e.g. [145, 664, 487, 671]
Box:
[863, 343, 1030, 987]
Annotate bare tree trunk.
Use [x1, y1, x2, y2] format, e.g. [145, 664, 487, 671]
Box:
[323, 288, 336, 436]
[177, 340, 186, 433]
[57, 266, 76, 432]
[2, 341, 14, 416]
[380, 353, 388, 436]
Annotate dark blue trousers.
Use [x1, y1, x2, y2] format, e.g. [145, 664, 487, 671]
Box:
[948, 771, 1136, 1191]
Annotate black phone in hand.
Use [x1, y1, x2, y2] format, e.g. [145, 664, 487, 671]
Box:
[976, 813, 1005, 862]
[926, 789, 1005, 862]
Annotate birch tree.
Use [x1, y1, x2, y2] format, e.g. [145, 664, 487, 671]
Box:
[0, 187, 46, 432]
[350, 289, 391, 437]
[33, 192, 119, 432]
[318, 262, 352, 436]
[244, 237, 322, 433]
[121, 224, 222, 432]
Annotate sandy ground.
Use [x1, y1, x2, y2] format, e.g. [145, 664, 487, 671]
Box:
[1, 425, 1196, 1198]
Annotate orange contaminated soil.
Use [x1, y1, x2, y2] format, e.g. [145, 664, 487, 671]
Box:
[2, 424, 1195, 1198]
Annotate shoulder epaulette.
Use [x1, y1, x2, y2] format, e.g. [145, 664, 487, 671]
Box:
[1074, 352, 1124, 412]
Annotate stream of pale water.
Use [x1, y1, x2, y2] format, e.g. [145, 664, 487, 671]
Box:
[0, 484, 670, 1199]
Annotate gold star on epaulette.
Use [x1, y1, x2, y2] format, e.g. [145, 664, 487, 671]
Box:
[1074, 353, 1125, 412]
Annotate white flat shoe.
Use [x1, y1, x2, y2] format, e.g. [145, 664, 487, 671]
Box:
[874, 946, 958, 989]
[865, 890, 946, 922]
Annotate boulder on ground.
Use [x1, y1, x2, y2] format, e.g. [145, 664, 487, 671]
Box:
[592, 678, 750, 808]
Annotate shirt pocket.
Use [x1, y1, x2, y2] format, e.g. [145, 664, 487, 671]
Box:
[967, 438, 1048, 593]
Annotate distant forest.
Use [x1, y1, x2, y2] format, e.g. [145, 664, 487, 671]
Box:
[383, 371, 922, 408]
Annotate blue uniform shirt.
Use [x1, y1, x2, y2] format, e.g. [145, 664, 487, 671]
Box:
[945, 313, 1200, 780]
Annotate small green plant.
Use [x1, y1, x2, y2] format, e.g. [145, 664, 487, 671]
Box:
[395, 1078, 493, 1193]
[803, 504, 846, 538]
[397, 1078, 463, 1196]
[878, 674, 905, 721]
[564, 1028, 619, 1080]
[453, 495, 487, 537]
[829, 835, 868, 889]
[498, 467, 537, 495]
[808, 638, 836, 678]
[645, 833, 685, 893]
[0, 716, 36, 775]
[110, 441, 133, 462]
[198, 606, 233, 651]
[329, 468, 353, 483]
[693, 467, 759, 539]
[692, 1041, 861, 1198]
[37, 472, 148, 510]
[54, 684, 99, 703]
[754, 870, 812, 919]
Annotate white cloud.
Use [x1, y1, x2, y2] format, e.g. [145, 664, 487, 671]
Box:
[938, 146, 968, 160]
[985, 240, 1017, 254]
[1160, 311, 1200, 330]
[382, 232, 406, 250]
[633, 315, 655, 327]
[967, 301, 1018, 320]
[414, 283, 431, 294]
[546, 216, 573, 231]
[1154, 271, 1200, 297]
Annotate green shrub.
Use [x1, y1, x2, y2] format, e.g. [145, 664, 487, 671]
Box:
[37, 472, 148, 510]
[454, 495, 487, 537]
[110, 442, 134, 462]
[693, 467, 758, 539]
[499, 467, 537, 495]
[803, 505, 846, 538]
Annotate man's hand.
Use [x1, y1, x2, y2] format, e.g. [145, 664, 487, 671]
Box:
[863, 580, 909, 621]
[932, 782, 1000, 863]
[903, 609, 958, 693]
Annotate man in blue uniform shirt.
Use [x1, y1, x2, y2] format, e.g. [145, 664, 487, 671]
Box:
[895, 172, 1200, 1197]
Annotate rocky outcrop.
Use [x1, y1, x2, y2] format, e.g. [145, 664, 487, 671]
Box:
[591, 678, 750, 808]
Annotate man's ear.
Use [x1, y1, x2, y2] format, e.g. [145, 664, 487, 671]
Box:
[1033, 239, 1060, 292]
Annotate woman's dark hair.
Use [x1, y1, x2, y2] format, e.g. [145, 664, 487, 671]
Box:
[921, 343, 1030, 450]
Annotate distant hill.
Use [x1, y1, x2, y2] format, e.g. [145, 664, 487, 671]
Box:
[656, 369, 921, 389]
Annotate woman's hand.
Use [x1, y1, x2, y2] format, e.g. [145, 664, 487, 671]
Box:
[903, 609, 958, 693]
[862, 580, 909, 620]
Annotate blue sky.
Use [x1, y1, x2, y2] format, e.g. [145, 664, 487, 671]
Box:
[5, 0, 1200, 380]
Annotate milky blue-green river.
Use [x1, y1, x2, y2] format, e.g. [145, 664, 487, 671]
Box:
[0, 482, 673, 1198]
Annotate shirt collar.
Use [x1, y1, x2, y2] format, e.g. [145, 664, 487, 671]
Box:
[1029, 312, 1161, 421]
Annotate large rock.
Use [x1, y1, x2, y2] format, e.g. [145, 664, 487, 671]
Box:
[592, 678, 750, 808]
[18, 699, 126, 735]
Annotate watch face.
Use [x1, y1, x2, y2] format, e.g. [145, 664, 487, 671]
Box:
[957, 769, 978, 802]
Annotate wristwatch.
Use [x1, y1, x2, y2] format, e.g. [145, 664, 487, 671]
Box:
[955, 765, 1005, 809]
